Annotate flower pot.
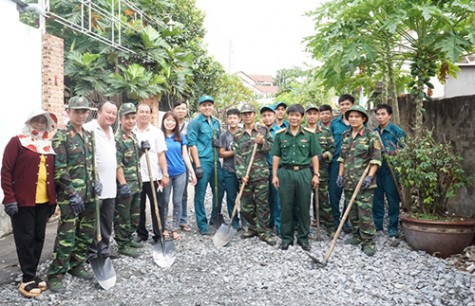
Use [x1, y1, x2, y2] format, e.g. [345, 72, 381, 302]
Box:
[400, 215, 475, 258]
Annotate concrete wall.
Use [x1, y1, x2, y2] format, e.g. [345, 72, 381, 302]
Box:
[398, 94, 475, 217]
[0, 1, 43, 236]
[444, 66, 475, 99]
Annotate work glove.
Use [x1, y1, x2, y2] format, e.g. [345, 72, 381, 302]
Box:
[336, 176, 345, 188]
[4, 202, 18, 216]
[212, 138, 220, 148]
[141, 140, 151, 152]
[195, 167, 203, 179]
[94, 180, 103, 196]
[118, 184, 131, 198]
[69, 193, 85, 215]
[361, 176, 373, 190]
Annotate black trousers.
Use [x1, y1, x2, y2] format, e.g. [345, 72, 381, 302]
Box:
[137, 181, 165, 240]
[89, 198, 115, 257]
[11, 204, 50, 282]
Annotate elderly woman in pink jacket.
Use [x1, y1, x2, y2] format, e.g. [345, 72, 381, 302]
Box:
[1, 109, 57, 298]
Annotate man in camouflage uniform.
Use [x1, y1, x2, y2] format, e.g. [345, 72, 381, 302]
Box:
[47, 97, 97, 293]
[305, 105, 336, 236]
[272, 104, 322, 251]
[232, 103, 276, 246]
[337, 105, 382, 256]
[114, 103, 144, 258]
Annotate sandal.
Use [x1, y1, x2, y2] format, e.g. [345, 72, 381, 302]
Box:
[171, 230, 181, 240]
[19, 281, 41, 298]
[162, 230, 170, 239]
[180, 224, 191, 232]
[34, 276, 47, 292]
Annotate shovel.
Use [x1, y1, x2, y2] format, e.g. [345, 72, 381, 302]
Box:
[89, 133, 116, 290]
[145, 149, 176, 268]
[307, 164, 371, 266]
[213, 143, 258, 248]
[211, 129, 223, 229]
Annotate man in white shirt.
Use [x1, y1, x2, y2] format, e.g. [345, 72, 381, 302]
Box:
[84, 101, 117, 258]
[133, 103, 169, 242]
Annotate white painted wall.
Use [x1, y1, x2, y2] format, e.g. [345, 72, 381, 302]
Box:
[0, 1, 43, 236]
[444, 66, 475, 98]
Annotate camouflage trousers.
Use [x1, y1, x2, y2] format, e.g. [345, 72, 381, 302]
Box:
[240, 178, 271, 238]
[312, 180, 334, 231]
[114, 192, 141, 248]
[48, 200, 95, 277]
[344, 188, 376, 241]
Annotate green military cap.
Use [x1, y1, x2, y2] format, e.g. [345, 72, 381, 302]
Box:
[119, 103, 137, 116]
[274, 101, 287, 109]
[345, 105, 368, 121]
[305, 104, 319, 113]
[198, 95, 214, 104]
[68, 96, 91, 110]
[260, 105, 275, 113]
[240, 103, 256, 113]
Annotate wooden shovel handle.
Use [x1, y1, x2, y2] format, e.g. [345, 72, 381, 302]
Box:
[144, 149, 164, 235]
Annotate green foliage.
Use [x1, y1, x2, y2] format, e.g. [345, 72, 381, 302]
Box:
[389, 131, 473, 217]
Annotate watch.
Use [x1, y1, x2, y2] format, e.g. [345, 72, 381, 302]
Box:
[164, 174, 170, 178]
[313, 172, 320, 177]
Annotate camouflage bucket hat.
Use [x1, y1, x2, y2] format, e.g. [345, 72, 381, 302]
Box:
[345, 105, 368, 121]
[119, 103, 137, 116]
[68, 96, 91, 110]
[240, 103, 256, 113]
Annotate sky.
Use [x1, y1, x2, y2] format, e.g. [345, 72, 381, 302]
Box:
[195, 0, 325, 76]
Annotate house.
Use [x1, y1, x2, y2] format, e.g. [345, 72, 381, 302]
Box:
[235, 71, 279, 104]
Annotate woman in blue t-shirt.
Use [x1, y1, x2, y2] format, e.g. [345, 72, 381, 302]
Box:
[161, 111, 197, 240]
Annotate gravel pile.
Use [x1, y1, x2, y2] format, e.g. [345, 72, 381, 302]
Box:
[1, 191, 475, 306]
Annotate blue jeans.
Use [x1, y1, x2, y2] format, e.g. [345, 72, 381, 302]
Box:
[373, 169, 400, 236]
[163, 172, 187, 231]
[179, 171, 189, 225]
[222, 169, 240, 228]
[193, 161, 224, 232]
[268, 171, 281, 235]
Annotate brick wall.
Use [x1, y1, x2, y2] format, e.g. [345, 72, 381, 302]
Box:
[42, 33, 64, 123]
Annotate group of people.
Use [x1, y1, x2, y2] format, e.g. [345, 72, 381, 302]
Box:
[1, 93, 405, 298]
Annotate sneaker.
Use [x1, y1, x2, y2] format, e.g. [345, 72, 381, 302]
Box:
[47, 276, 66, 294]
[280, 242, 293, 250]
[345, 236, 362, 246]
[34, 276, 47, 292]
[19, 280, 41, 298]
[119, 246, 140, 258]
[387, 236, 400, 248]
[200, 230, 210, 236]
[68, 266, 92, 280]
[298, 241, 311, 251]
[240, 230, 258, 239]
[362, 242, 377, 256]
[128, 240, 144, 248]
[260, 234, 277, 246]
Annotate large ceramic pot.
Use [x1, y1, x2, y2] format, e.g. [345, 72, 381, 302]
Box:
[400, 215, 475, 258]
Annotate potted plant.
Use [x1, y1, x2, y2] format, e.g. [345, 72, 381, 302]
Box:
[389, 130, 475, 258]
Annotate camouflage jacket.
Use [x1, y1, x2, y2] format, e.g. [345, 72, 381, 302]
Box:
[53, 123, 95, 202]
[232, 124, 272, 182]
[308, 126, 335, 180]
[115, 128, 142, 193]
[337, 126, 382, 190]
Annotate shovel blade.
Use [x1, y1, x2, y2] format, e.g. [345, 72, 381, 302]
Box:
[305, 251, 327, 267]
[90, 256, 116, 290]
[213, 224, 237, 248]
[152, 240, 176, 268]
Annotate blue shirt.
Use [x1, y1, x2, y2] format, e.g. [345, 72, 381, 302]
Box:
[165, 133, 187, 176]
[330, 115, 351, 161]
[375, 123, 406, 173]
[267, 123, 283, 166]
[187, 114, 221, 164]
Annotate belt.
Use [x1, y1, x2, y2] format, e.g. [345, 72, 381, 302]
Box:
[281, 165, 310, 171]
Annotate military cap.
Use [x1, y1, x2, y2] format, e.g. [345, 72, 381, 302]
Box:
[68, 96, 91, 110]
[305, 104, 319, 113]
[119, 103, 137, 116]
[198, 95, 214, 104]
[240, 103, 257, 113]
[274, 101, 287, 109]
[345, 105, 368, 121]
[260, 105, 275, 114]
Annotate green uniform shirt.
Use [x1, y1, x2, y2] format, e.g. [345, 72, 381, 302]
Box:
[337, 126, 382, 190]
[115, 129, 142, 193]
[53, 123, 94, 202]
[271, 127, 322, 166]
[232, 124, 273, 181]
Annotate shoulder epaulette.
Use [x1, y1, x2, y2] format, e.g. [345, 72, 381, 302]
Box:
[303, 127, 315, 134]
[276, 128, 287, 134]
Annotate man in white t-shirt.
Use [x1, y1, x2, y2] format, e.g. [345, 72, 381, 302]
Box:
[133, 103, 169, 242]
[84, 101, 117, 258]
